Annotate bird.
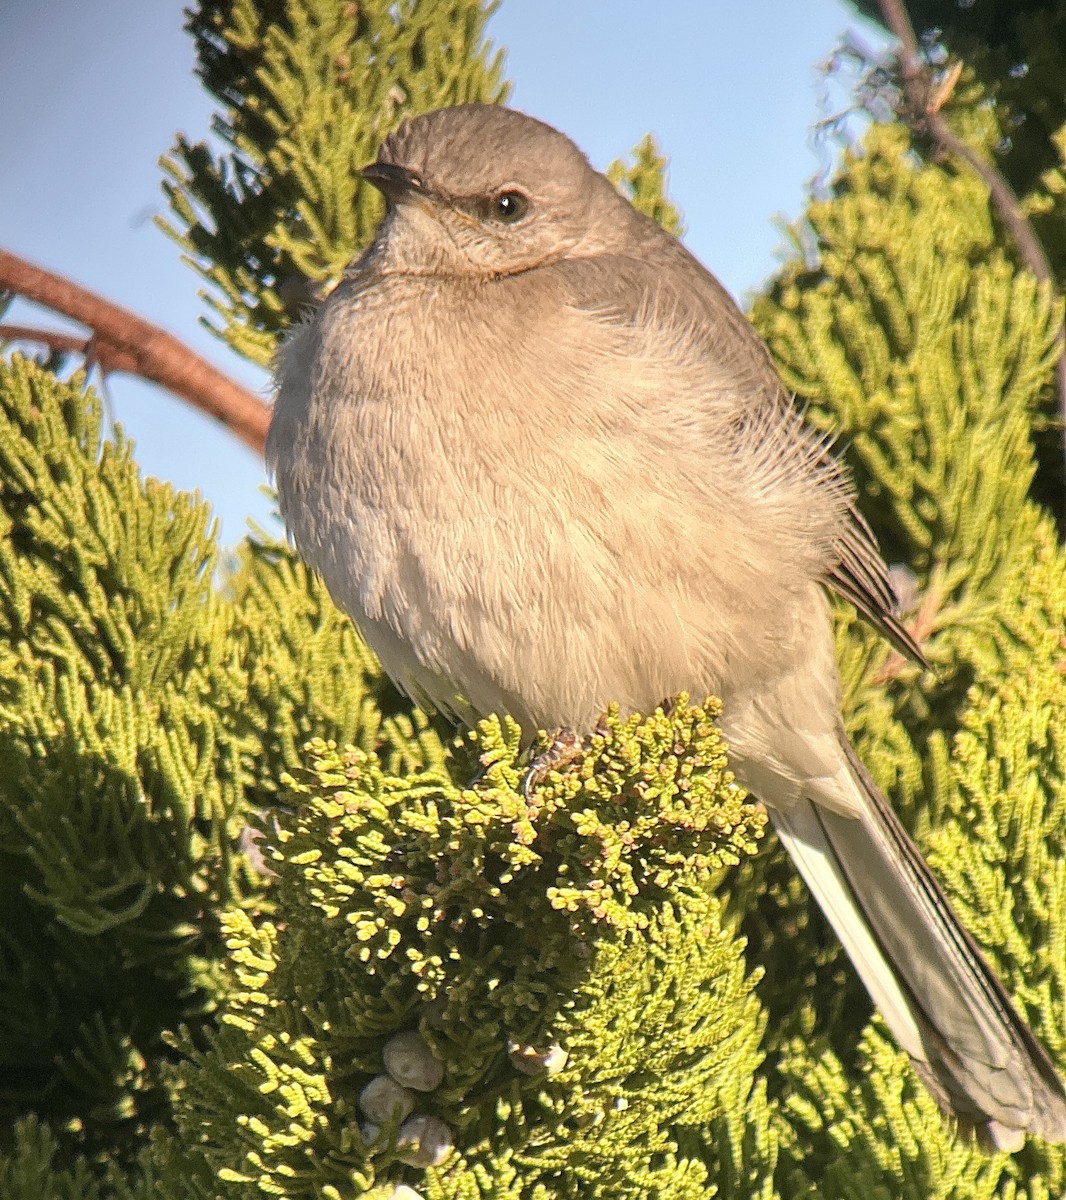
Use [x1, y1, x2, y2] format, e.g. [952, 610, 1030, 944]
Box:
[267, 102, 1066, 1149]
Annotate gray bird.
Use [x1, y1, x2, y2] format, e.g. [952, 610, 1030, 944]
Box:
[268, 103, 1066, 1148]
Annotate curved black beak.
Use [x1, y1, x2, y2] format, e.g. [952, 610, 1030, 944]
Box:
[360, 161, 422, 204]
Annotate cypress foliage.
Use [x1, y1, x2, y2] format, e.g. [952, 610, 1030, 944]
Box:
[606, 135, 684, 239]
[159, 0, 509, 364]
[747, 120, 1066, 1196]
[0, 356, 255, 1169]
[168, 707, 771, 1199]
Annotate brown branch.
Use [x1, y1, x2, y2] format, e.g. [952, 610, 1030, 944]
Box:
[0, 324, 141, 375]
[880, 0, 1051, 278]
[876, 0, 1066, 484]
[0, 248, 270, 455]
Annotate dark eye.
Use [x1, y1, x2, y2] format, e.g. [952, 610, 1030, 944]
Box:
[491, 190, 529, 224]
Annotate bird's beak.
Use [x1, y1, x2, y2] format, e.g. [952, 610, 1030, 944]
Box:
[361, 161, 423, 205]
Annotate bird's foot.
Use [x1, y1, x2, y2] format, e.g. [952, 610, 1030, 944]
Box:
[522, 727, 586, 798]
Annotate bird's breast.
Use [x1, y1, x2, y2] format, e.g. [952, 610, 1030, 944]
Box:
[269, 271, 818, 732]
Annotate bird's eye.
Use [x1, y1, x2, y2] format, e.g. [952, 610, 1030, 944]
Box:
[490, 190, 530, 224]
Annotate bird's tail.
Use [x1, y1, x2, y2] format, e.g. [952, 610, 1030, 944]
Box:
[769, 736, 1066, 1150]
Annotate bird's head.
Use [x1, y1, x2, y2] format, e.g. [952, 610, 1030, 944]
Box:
[360, 104, 641, 279]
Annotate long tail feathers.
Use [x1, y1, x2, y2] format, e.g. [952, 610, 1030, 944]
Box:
[769, 737, 1066, 1150]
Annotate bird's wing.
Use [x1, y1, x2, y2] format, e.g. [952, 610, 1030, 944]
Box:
[555, 243, 926, 665]
[830, 505, 927, 664]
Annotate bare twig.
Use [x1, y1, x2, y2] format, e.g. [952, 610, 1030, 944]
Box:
[0, 324, 139, 375]
[0, 248, 270, 455]
[876, 0, 1066, 482]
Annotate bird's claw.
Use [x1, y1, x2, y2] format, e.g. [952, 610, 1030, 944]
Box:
[521, 728, 585, 798]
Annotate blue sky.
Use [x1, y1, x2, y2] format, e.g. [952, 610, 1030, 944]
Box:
[0, 1, 888, 546]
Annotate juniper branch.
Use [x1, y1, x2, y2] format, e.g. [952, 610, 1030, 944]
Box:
[876, 0, 1066, 488]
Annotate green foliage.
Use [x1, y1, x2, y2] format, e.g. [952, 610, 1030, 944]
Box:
[607, 134, 684, 237]
[0, 1117, 180, 1200]
[743, 118, 1066, 1196]
[168, 704, 773, 1199]
[927, 542, 1066, 1065]
[159, 0, 509, 364]
[0, 353, 447, 1184]
[224, 530, 451, 807]
[754, 123, 1057, 584]
[0, 355, 256, 1166]
[770, 551, 1066, 1196]
[849, 0, 1066, 219]
[751, 122, 1062, 829]
[0, 1119, 104, 1200]
[840, 1, 1066, 503]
